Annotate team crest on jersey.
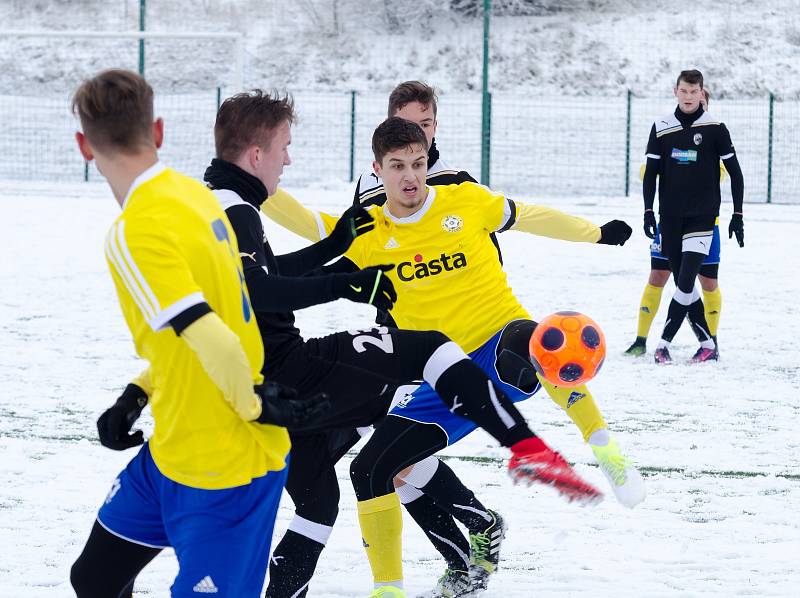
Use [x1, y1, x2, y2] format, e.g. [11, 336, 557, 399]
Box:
[441, 214, 463, 233]
[693, 133, 703, 145]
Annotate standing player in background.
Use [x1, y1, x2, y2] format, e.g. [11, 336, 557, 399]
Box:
[331, 117, 643, 597]
[625, 89, 728, 357]
[200, 90, 603, 598]
[68, 69, 327, 598]
[638, 70, 744, 364]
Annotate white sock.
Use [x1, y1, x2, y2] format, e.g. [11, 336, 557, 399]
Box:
[588, 428, 610, 447]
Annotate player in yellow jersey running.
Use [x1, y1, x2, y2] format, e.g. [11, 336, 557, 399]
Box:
[68, 69, 327, 598]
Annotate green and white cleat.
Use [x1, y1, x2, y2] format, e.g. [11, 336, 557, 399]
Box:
[417, 569, 472, 598]
[369, 585, 406, 597]
[624, 337, 647, 356]
[590, 437, 646, 508]
[467, 510, 506, 593]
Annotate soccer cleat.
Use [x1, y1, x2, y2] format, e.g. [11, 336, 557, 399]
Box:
[690, 346, 719, 363]
[508, 439, 603, 505]
[417, 569, 472, 598]
[624, 337, 647, 357]
[369, 586, 406, 598]
[653, 347, 672, 364]
[468, 510, 506, 593]
[590, 437, 646, 508]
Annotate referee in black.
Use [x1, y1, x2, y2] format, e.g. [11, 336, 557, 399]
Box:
[643, 69, 744, 364]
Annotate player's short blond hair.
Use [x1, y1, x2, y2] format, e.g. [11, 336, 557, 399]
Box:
[72, 69, 154, 154]
[214, 90, 295, 162]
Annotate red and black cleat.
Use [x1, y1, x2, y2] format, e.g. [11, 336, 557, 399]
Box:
[508, 438, 604, 506]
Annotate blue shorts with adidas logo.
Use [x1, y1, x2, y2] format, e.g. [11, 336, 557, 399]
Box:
[389, 325, 540, 445]
[97, 443, 288, 597]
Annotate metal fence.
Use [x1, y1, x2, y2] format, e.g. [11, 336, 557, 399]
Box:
[1, 90, 795, 202]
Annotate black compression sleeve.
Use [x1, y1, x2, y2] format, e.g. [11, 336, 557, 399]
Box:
[317, 256, 360, 275]
[723, 155, 745, 213]
[273, 237, 340, 277]
[170, 302, 212, 335]
[242, 262, 338, 312]
[643, 158, 658, 211]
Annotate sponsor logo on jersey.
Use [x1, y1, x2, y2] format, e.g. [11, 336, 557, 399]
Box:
[441, 214, 463, 232]
[670, 148, 698, 162]
[397, 252, 467, 281]
[693, 133, 703, 145]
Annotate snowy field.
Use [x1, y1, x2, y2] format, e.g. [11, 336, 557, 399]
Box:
[1, 179, 798, 597]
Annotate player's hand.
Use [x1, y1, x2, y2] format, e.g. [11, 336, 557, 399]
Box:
[96, 383, 148, 450]
[598, 220, 633, 245]
[327, 205, 375, 254]
[729, 213, 744, 247]
[332, 265, 397, 311]
[254, 382, 331, 427]
[643, 210, 657, 239]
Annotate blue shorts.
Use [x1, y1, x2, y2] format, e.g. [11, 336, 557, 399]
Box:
[98, 443, 288, 597]
[388, 326, 539, 445]
[650, 222, 720, 265]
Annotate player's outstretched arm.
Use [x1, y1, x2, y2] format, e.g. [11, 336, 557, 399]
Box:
[273, 204, 370, 276]
[509, 202, 631, 245]
[261, 187, 337, 242]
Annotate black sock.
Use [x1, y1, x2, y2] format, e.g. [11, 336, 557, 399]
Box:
[417, 459, 494, 534]
[265, 530, 325, 598]
[404, 493, 471, 572]
[434, 359, 533, 447]
[686, 299, 713, 343]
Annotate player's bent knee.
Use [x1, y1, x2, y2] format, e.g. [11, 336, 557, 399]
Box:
[70, 557, 102, 598]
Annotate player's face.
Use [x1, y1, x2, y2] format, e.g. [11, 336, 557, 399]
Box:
[255, 120, 292, 196]
[674, 81, 703, 114]
[393, 102, 437, 148]
[374, 144, 428, 216]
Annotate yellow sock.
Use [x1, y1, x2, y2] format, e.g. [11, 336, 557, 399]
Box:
[357, 493, 403, 585]
[538, 375, 608, 442]
[703, 287, 722, 337]
[636, 283, 665, 338]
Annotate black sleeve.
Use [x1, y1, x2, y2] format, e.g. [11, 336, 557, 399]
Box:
[643, 124, 659, 211]
[273, 237, 340, 277]
[316, 256, 360, 275]
[225, 204, 339, 311]
[456, 170, 478, 184]
[723, 154, 745, 214]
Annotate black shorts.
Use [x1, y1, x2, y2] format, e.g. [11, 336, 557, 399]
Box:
[658, 214, 717, 260]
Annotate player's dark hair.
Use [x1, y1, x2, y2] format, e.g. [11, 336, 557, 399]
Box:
[372, 117, 429, 165]
[388, 81, 438, 118]
[72, 69, 154, 154]
[214, 90, 295, 161]
[676, 69, 704, 88]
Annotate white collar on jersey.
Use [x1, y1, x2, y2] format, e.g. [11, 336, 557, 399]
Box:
[212, 188, 260, 214]
[383, 186, 436, 224]
[122, 161, 167, 209]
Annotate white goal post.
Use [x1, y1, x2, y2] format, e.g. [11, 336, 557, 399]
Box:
[0, 30, 244, 90]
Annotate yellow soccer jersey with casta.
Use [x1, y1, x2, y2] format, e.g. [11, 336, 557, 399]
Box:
[344, 182, 531, 353]
[104, 165, 289, 490]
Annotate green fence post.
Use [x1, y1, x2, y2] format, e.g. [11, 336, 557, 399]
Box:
[349, 90, 357, 183]
[216, 87, 222, 112]
[625, 89, 632, 197]
[138, 0, 146, 77]
[84, 161, 89, 182]
[767, 92, 774, 204]
[480, 0, 491, 186]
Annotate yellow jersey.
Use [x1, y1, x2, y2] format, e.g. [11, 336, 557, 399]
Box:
[104, 163, 289, 489]
[344, 182, 532, 353]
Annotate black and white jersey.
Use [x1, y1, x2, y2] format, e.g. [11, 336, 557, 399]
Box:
[646, 108, 736, 218]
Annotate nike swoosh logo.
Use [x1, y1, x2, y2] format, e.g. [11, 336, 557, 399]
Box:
[350, 285, 362, 293]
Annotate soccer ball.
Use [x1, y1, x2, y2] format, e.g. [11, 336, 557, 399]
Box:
[529, 311, 606, 387]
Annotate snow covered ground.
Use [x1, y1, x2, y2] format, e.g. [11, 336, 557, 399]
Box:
[1, 180, 798, 597]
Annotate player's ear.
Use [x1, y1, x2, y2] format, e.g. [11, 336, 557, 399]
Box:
[372, 159, 382, 178]
[75, 131, 94, 162]
[152, 118, 164, 149]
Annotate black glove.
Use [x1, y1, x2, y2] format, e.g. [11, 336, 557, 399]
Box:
[97, 383, 148, 450]
[642, 211, 657, 239]
[331, 265, 397, 311]
[254, 382, 331, 427]
[598, 220, 633, 245]
[326, 205, 375, 254]
[729, 213, 744, 247]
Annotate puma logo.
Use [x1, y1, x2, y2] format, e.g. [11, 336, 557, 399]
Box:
[240, 251, 257, 262]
